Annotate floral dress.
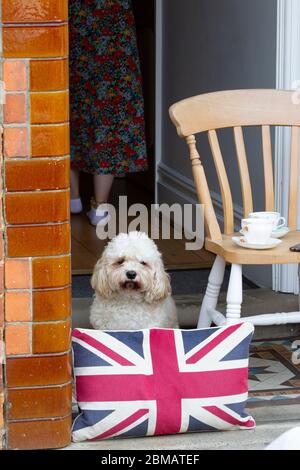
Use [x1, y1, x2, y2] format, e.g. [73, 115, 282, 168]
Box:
[69, 0, 147, 175]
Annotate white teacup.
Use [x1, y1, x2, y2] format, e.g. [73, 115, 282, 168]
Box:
[241, 218, 273, 244]
[248, 212, 286, 231]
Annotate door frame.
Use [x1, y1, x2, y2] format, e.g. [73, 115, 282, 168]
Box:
[154, 0, 163, 204]
[274, 0, 300, 293]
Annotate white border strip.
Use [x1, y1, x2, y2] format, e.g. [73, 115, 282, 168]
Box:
[274, 0, 300, 293]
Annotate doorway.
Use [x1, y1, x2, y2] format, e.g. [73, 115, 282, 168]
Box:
[70, 0, 155, 274]
[69, 0, 214, 275]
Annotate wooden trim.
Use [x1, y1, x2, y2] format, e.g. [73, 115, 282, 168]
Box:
[205, 230, 300, 265]
[288, 126, 300, 229]
[186, 135, 222, 241]
[208, 130, 234, 233]
[169, 89, 300, 137]
[233, 126, 253, 217]
[261, 125, 274, 211]
[154, 0, 163, 204]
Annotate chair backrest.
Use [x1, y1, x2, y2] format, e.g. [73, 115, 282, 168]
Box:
[169, 89, 300, 241]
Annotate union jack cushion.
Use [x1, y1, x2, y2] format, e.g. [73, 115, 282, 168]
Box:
[72, 323, 255, 442]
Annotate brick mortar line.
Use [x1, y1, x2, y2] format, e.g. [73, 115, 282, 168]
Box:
[30, 89, 69, 94]
[4, 91, 26, 95]
[3, 22, 68, 28]
[5, 156, 70, 163]
[6, 186, 70, 192]
[4, 123, 69, 128]
[26, 83, 29, 127]
[6, 223, 70, 230]
[7, 381, 72, 391]
[6, 348, 72, 359]
[26, 59, 31, 161]
[3, 57, 69, 61]
[6, 253, 71, 260]
[5, 156, 70, 161]
[6, 220, 70, 227]
[6, 188, 70, 195]
[3, 58, 68, 62]
[5, 187, 70, 194]
[7, 219, 71, 226]
[31, 88, 69, 93]
[6, 253, 71, 261]
[6, 284, 71, 293]
[4, 121, 69, 128]
[30, 122, 69, 127]
[6, 222, 71, 229]
[3, 57, 68, 60]
[31, 120, 70, 126]
[7, 412, 72, 424]
[6, 318, 71, 326]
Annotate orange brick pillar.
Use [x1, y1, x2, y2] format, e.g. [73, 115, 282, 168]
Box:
[0, 127, 4, 448]
[1, 1, 72, 449]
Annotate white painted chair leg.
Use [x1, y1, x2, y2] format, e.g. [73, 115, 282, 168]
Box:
[198, 255, 226, 328]
[226, 264, 243, 325]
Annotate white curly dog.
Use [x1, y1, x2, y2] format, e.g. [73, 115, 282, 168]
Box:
[90, 231, 178, 330]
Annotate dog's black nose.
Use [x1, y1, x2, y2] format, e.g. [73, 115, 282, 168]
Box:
[126, 270, 137, 280]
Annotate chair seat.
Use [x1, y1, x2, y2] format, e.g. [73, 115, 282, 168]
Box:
[205, 230, 300, 264]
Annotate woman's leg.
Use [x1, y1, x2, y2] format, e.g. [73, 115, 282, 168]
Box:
[70, 168, 82, 214]
[93, 174, 114, 204]
[70, 168, 80, 199]
[87, 174, 114, 226]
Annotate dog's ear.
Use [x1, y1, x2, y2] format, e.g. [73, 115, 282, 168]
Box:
[91, 257, 113, 299]
[145, 258, 171, 303]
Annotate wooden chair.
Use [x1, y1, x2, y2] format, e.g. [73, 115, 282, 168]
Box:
[169, 89, 300, 328]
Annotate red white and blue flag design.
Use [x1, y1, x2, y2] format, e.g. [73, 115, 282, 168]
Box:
[72, 323, 255, 442]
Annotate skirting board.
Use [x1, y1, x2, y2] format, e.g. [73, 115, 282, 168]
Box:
[157, 162, 272, 288]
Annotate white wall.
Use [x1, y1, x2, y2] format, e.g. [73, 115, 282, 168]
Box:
[158, 0, 278, 287]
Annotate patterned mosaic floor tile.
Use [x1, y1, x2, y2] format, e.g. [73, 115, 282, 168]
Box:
[248, 338, 300, 407]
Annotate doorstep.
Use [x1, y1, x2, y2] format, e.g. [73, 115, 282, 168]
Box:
[72, 288, 300, 339]
[63, 404, 300, 450]
[175, 289, 300, 340]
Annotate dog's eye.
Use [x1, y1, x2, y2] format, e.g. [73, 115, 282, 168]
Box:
[116, 258, 125, 265]
[140, 261, 147, 266]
